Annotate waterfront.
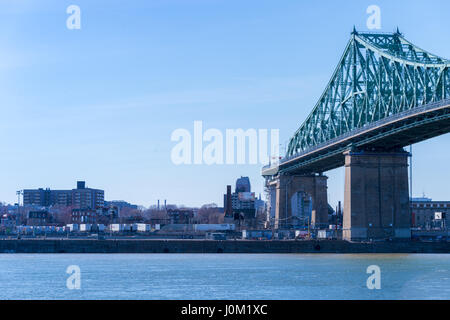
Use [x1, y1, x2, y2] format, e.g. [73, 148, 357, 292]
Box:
[0, 254, 449, 300]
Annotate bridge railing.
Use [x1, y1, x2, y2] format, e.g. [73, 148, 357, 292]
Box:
[273, 98, 450, 168]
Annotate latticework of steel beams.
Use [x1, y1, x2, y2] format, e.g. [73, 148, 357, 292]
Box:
[286, 30, 450, 157]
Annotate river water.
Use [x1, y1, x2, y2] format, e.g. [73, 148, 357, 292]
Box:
[0, 254, 448, 300]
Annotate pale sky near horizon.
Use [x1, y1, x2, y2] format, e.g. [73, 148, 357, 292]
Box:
[0, 0, 449, 208]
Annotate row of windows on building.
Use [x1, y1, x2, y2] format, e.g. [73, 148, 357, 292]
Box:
[411, 203, 449, 208]
[22, 181, 104, 210]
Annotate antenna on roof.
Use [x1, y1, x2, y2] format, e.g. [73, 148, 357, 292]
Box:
[352, 26, 358, 35]
[395, 27, 402, 36]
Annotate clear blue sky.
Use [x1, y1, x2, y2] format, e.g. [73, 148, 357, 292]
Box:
[0, 0, 449, 207]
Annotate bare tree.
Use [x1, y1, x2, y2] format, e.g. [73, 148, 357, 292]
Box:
[50, 205, 74, 225]
[197, 204, 224, 224]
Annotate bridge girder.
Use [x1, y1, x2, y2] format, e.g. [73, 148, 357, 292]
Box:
[286, 30, 450, 158]
[277, 100, 450, 175]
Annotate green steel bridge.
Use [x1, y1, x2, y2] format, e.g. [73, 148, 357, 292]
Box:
[262, 29, 450, 177]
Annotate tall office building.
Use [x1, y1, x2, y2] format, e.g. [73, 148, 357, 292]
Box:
[235, 176, 251, 193]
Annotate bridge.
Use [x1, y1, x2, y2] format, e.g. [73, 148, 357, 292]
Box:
[262, 29, 450, 241]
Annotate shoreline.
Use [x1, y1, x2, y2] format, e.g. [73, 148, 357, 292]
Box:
[0, 239, 449, 254]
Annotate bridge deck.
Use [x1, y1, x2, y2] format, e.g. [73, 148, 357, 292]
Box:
[263, 99, 450, 176]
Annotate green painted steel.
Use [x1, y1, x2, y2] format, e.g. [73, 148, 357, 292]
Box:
[286, 29, 450, 157]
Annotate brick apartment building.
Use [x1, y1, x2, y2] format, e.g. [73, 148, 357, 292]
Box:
[23, 181, 104, 209]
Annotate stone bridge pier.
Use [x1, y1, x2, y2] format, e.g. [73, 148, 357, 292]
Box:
[270, 174, 329, 229]
[343, 149, 411, 241]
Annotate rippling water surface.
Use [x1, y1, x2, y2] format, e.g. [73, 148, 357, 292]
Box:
[0, 254, 449, 299]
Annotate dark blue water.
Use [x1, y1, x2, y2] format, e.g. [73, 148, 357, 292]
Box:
[0, 254, 448, 299]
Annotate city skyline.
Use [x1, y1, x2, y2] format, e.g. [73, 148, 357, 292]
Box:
[1, 0, 450, 208]
[9, 177, 262, 209]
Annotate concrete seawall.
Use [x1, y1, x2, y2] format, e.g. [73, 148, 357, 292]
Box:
[0, 239, 449, 253]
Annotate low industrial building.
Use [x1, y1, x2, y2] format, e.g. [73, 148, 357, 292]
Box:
[411, 198, 449, 230]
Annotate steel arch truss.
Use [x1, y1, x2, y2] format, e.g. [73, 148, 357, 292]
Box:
[287, 30, 450, 157]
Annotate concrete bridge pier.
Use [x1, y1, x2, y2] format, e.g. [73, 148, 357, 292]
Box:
[343, 149, 411, 241]
[273, 174, 328, 229]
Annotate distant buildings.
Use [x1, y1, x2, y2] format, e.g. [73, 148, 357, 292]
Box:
[224, 176, 263, 229]
[104, 200, 138, 210]
[290, 191, 313, 228]
[27, 210, 49, 226]
[22, 181, 116, 225]
[72, 181, 104, 209]
[224, 177, 256, 213]
[101, 206, 120, 224]
[71, 204, 120, 225]
[23, 188, 71, 207]
[0, 213, 16, 229]
[235, 176, 251, 193]
[71, 208, 98, 224]
[411, 197, 449, 230]
[23, 181, 104, 209]
[167, 208, 195, 224]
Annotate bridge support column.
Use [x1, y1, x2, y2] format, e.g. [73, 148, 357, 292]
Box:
[274, 174, 328, 229]
[343, 150, 411, 241]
